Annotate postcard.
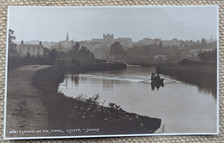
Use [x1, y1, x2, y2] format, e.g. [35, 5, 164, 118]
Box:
[4, 6, 219, 140]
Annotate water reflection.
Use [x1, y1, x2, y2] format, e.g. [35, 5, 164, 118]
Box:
[157, 71, 217, 99]
[102, 79, 114, 89]
[58, 67, 217, 133]
[151, 82, 164, 91]
[66, 74, 80, 87]
[72, 75, 79, 85]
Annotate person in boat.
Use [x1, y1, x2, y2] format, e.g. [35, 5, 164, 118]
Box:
[155, 73, 160, 80]
[151, 73, 162, 81]
[151, 73, 155, 80]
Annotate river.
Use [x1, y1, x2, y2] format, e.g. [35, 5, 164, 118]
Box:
[58, 66, 217, 134]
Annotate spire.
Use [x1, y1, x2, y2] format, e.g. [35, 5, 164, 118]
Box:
[210, 34, 213, 43]
[66, 32, 69, 41]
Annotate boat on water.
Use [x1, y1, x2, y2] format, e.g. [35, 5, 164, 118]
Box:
[151, 78, 164, 90]
[150, 73, 164, 90]
[151, 78, 164, 85]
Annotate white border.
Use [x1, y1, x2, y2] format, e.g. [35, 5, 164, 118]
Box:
[216, 4, 220, 135]
[3, 5, 220, 140]
[3, 5, 10, 140]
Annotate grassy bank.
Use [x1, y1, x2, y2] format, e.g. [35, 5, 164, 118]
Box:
[6, 65, 51, 138]
[156, 64, 217, 96]
[32, 66, 161, 136]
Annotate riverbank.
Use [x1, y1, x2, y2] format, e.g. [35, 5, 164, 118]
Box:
[156, 64, 217, 95]
[31, 66, 161, 136]
[6, 65, 51, 137]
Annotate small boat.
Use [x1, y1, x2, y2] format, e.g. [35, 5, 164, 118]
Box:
[150, 73, 164, 90]
[151, 78, 164, 90]
[151, 78, 164, 85]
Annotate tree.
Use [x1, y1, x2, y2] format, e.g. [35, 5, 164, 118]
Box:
[158, 42, 163, 48]
[73, 42, 80, 50]
[8, 29, 16, 47]
[109, 41, 126, 61]
[201, 38, 207, 45]
[49, 49, 57, 64]
[78, 46, 95, 59]
[8, 29, 18, 56]
[26, 51, 31, 58]
[198, 48, 216, 64]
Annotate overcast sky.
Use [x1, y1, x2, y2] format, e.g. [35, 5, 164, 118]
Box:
[8, 6, 218, 42]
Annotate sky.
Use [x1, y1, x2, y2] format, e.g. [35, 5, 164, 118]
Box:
[8, 6, 218, 42]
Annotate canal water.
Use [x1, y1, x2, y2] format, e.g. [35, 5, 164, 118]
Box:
[58, 66, 217, 134]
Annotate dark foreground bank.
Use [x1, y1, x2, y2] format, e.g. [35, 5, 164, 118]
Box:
[32, 66, 161, 136]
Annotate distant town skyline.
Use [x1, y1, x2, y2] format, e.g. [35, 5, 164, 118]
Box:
[14, 32, 216, 44]
[8, 6, 218, 42]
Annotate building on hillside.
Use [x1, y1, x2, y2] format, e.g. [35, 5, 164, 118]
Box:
[103, 33, 114, 40]
[133, 38, 161, 47]
[103, 34, 114, 43]
[80, 34, 133, 51]
[17, 41, 45, 57]
[116, 38, 133, 48]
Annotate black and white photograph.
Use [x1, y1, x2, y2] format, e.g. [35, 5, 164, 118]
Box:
[4, 6, 219, 140]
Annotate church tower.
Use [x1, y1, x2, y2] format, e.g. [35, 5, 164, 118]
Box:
[210, 35, 213, 43]
[66, 32, 69, 41]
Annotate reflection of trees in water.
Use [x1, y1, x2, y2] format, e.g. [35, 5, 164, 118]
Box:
[72, 75, 79, 85]
[157, 68, 217, 98]
[103, 79, 114, 89]
[196, 78, 216, 98]
[173, 73, 216, 99]
[65, 74, 79, 87]
[102, 79, 129, 90]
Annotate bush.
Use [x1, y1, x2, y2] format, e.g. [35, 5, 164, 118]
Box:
[108, 102, 122, 110]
